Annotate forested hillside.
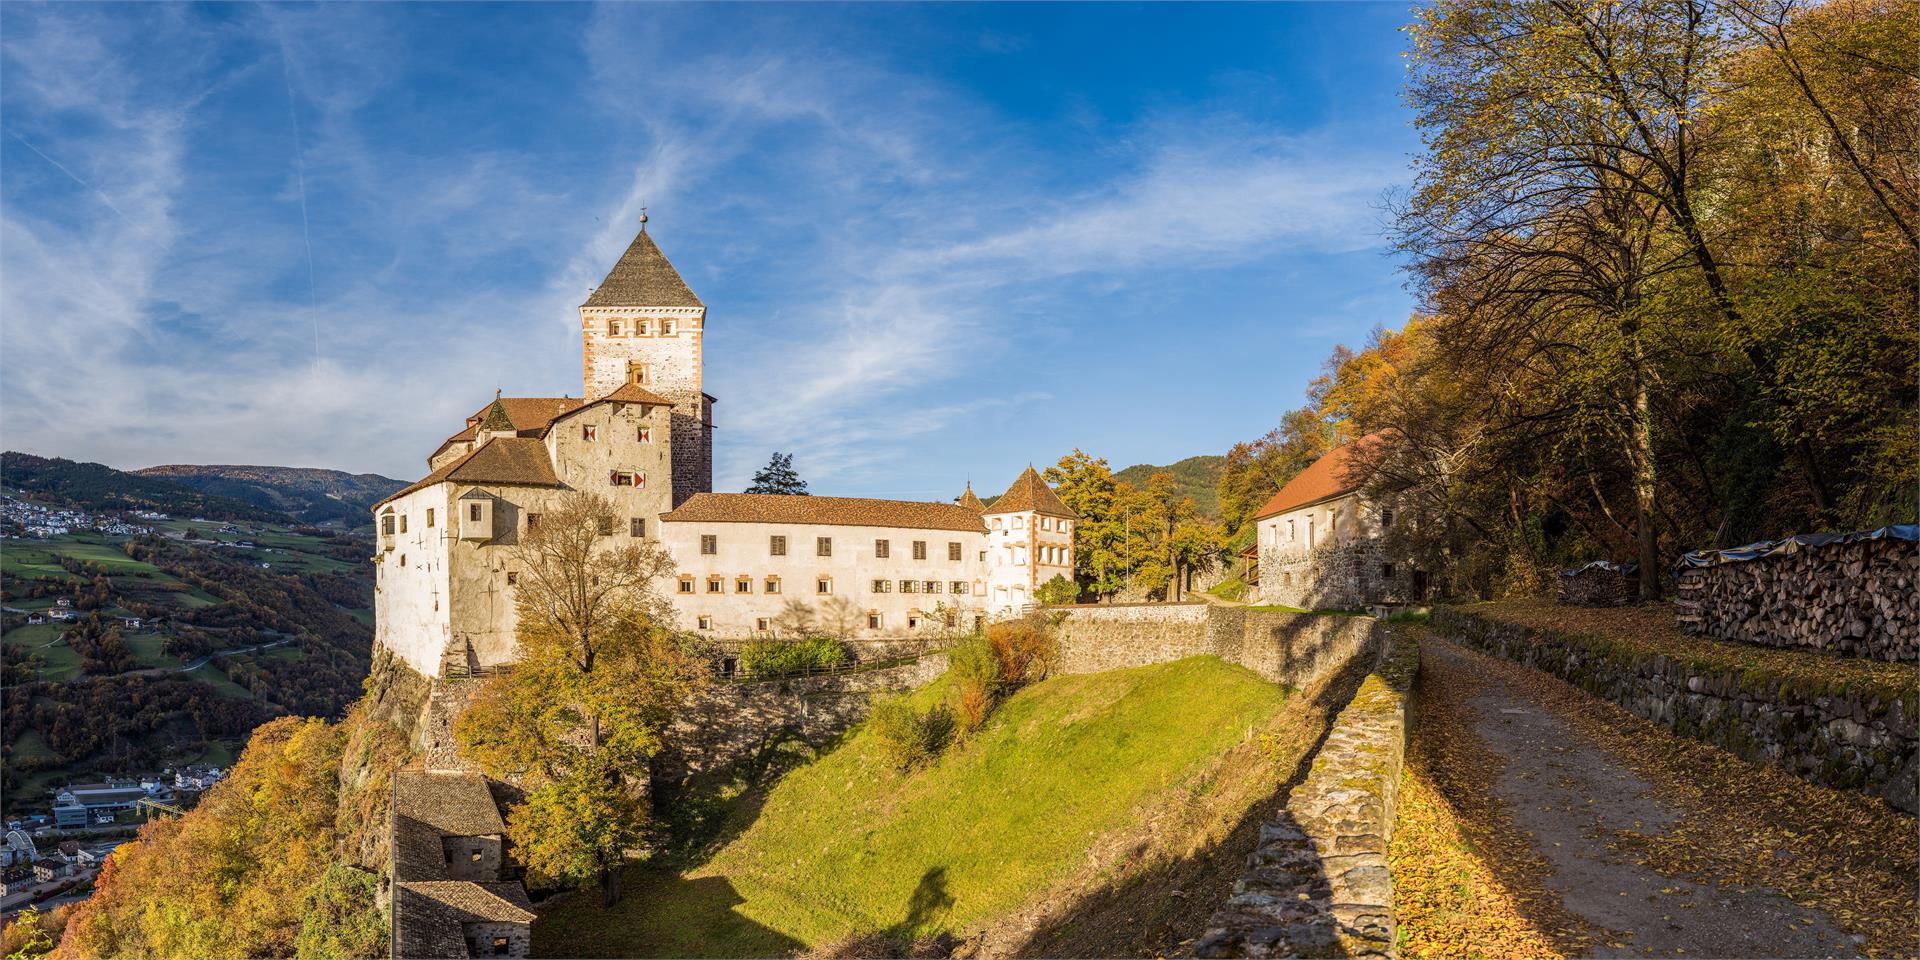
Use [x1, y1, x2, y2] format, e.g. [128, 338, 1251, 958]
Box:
[2, 453, 285, 523]
[1115, 456, 1224, 520]
[134, 465, 404, 528]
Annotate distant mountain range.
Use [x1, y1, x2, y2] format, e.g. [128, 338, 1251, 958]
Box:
[1, 452, 404, 528]
[135, 464, 406, 526]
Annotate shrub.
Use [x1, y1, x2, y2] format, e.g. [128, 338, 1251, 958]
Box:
[870, 697, 956, 772]
[947, 636, 1001, 731]
[1035, 574, 1079, 606]
[986, 615, 1055, 687]
[738, 636, 848, 677]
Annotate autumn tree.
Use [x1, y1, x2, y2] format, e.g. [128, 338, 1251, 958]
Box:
[1043, 450, 1133, 599]
[454, 491, 705, 905]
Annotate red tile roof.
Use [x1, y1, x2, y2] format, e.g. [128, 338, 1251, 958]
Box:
[661, 493, 988, 533]
[379, 437, 562, 507]
[984, 466, 1077, 519]
[1252, 433, 1391, 521]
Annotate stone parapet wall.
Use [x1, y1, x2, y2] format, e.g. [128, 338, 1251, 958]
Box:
[1051, 603, 1376, 690]
[1195, 627, 1418, 959]
[1675, 536, 1917, 663]
[654, 655, 947, 782]
[1435, 608, 1919, 813]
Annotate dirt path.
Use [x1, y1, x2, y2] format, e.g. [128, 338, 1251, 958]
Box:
[1401, 636, 1911, 959]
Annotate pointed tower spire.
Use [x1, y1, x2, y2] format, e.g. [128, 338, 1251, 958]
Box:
[477, 393, 515, 435]
[583, 224, 701, 308]
[957, 483, 986, 513]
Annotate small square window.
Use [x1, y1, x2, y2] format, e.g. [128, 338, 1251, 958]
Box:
[662, 320, 676, 335]
[697, 615, 713, 630]
[770, 535, 787, 556]
[756, 617, 772, 631]
[708, 576, 723, 593]
[597, 517, 615, 536]
[678, 576, 695, 594]
[506, 571, 518, 586]
[867, 612, 882, 629]
[950, 581, 969, 595]
[899, 579, 919, 594]
[948, 541, 961, 561]
[637, 427, 652, 444]
[526, 514, 541, 530]
[925, 580, 941, 594]
[631, 518, 646, 537]
[582, 425, 597, 441]
[765, 576, 781, 594]
[817, 537, 832, 557]
[875, 539, 890, 559]
[817, 577, 832, 594]
[735, 577, 752, 594]
[912, 540, 927, 560]
[871, 579, 891, 593]
[468, 504, 482, 522]
[701, 535, 717, 555]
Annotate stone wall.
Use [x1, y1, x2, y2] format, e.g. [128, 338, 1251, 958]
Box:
[1195, 628, 1418, 958]
[1050, 603, 1377, 690]
[1675, 535, 1917, 663]
[1435, 608, 1919, 814]
[653, 654, 947, 782]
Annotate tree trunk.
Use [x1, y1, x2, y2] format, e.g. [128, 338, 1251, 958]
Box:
[600, 863, 621, 906]
[1626, 329, 1662, 601]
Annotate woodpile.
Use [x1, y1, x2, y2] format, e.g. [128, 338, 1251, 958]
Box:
[1558, 562, 1638, 606]
[1675, 535, 1917, 663]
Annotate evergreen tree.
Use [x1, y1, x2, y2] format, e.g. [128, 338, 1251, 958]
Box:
[746, 452, 809, 495]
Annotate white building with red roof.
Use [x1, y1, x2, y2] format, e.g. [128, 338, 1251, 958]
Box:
[1250, 433, 1423, 609]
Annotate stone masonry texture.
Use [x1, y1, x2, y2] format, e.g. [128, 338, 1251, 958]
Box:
[1051, 603, 1376, 690]
[1195, 626, 1416, 959]
[1435, 607, 1918, 814]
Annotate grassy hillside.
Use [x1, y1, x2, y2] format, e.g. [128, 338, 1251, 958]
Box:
[538, 656, 1295, 957]
[1115, 455, 1225, 520]
[134, 464, 404, 528]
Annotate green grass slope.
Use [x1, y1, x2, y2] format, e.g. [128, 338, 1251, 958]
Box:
[538, 656, 1291, 957]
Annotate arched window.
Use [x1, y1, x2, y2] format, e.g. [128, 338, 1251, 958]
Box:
[636, 319, 650, 336]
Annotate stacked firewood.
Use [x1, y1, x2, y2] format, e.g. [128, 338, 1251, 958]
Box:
[1558, 563, 1638, 606]
[1675, 537, 1917, 663]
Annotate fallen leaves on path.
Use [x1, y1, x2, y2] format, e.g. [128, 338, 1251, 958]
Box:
[1390, 626, 1595, 959]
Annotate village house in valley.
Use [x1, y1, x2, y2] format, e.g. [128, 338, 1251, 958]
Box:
[1250, 433, 1423, 609]
[372, 219, 1078, 679]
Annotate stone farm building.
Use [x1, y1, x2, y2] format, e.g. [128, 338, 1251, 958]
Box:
[1250, 433, 1426, 609]
[390, 769, 535, 959]
[373, 220, 1079, 679]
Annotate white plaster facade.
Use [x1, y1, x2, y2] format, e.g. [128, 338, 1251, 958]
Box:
[373, 222, 1080, 680]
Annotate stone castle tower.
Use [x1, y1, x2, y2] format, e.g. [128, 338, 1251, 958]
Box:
[580, 220, 714, 506]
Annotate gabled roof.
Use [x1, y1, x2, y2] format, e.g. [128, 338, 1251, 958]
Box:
[956, 484, 986, 513]
[661, 493, 988, 533]
[379, 437, 562, 508]
[432, 396, 586, 462]
[1252, 432, 1391, 521]
[984, 466, 1077, 519]
[599, 381, 676, 406]
[394, 882, 535, 958]
[584, 229, 703, 308]
[392, 770, 509, 884]
[475, 396, 515, 433]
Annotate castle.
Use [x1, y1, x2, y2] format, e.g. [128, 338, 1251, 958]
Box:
[372, 221, 1077, 679]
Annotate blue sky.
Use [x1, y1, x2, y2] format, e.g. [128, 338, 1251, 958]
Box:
[1, 2, 1418, 498]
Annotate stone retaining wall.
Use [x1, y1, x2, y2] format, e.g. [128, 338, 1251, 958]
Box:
[1436, 608, 1918, 813]
[653, 654, 947, 782]
[1051, 603, 1376, 690]
[1675, 536, 1916, 663]
[1195, 627, 1418, 959]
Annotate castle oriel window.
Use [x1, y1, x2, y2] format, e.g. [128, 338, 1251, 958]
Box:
[875, 539, 890, 559]
[382, 515, 395, 536]
[770, 535, 787, 556]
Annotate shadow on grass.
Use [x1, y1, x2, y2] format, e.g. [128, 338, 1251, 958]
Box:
[1006, 650, 1374, 958]
[532, 871, 803, 959]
